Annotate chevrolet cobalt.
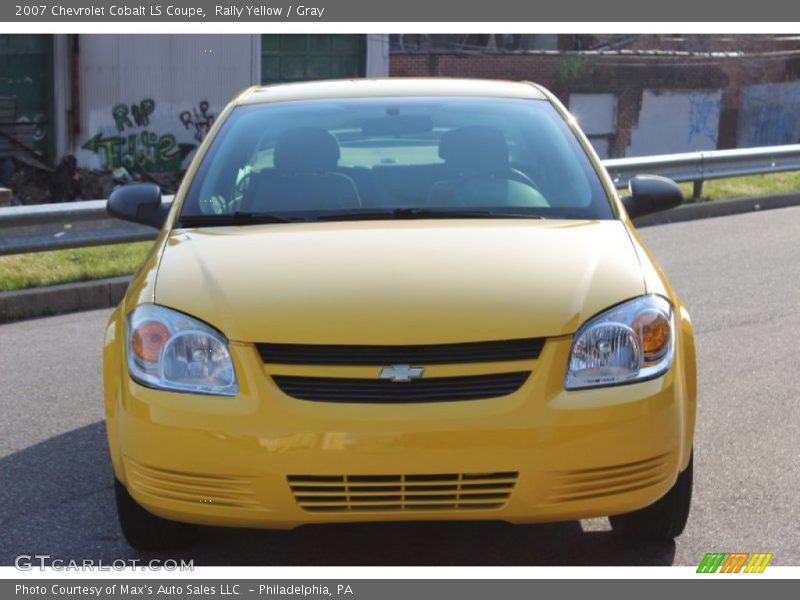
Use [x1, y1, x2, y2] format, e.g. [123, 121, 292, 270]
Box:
[104, 78, 696, 550]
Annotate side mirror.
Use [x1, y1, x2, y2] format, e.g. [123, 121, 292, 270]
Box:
[107, 183, 168, 230]
[622, 174, 683, 219]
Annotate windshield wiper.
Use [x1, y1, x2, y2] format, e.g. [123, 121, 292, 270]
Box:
[178, 212, 305, 227]
[179, 208, 547, 226]
[315, 208, 546, 221]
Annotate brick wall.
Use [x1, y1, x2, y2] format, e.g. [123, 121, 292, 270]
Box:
[390, 51, 798, 156]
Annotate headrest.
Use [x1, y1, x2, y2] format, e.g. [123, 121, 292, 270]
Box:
[274, 127, 340, 172]
[438, 126, 509, 172]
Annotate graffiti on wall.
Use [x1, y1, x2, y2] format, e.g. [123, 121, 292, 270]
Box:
[112, 99, 155, 132]
[626, 89, 722, 157]
[748, 105, 795, 145]
[687, 93, 721, 145]
[0, 64, 52, 160]
[83, 131, 195, 172]
[559, 56, 597, 83]
[179, 100, 215, 142]
[738, 82, 800, 147]
[82, 99, 200, 172]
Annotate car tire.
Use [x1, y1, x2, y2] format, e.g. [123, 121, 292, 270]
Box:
[114, 478, 199, 550]
[609, 451, 693, 541]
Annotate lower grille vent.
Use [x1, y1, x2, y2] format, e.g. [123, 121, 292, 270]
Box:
[273, 372, 529, 403]
[288, 472, 518, 512]
[125, 459, 258, 509]
[546, 454, 671, 503]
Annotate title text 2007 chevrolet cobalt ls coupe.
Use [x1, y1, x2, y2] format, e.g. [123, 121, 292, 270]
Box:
[104, 78, 696, 550]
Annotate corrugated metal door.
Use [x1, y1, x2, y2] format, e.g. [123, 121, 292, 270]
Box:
[76, 35, 258, 172]
[0, 35, 53, 163]
[261, 35, 366, 84]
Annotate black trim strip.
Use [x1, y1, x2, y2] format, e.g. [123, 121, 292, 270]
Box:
[257, 339, 544, 365]
[273, 371, 530, 403]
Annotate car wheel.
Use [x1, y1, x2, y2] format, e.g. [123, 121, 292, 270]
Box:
[114, 478, 198, 550]
[609, 451, 693, 541]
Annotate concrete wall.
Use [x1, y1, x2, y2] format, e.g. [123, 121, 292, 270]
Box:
[74, 35, 259, 172]
[366, 34, 390, 77]
[626, 90, 722, 157]
[568, 93, 617, 159]
[570, 89, 723, 158]
[737, 81, 800, 147]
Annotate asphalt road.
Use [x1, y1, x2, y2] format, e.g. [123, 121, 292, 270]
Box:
[2, 206, 799, 567]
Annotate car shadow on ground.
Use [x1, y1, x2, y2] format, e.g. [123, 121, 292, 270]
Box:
[0, 422, 676, 566]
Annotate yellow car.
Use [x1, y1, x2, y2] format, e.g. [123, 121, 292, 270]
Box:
[104, 78, 696, 551]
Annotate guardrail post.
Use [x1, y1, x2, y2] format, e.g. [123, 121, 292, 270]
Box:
[693, 180, 704, 199]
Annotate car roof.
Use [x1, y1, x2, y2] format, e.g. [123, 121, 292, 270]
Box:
[236, 78, 549, 105]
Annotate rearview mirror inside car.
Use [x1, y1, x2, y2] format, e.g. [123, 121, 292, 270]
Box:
[622, 174, 684, 219]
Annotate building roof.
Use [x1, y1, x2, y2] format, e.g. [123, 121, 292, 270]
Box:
[237, 78, 548, 105]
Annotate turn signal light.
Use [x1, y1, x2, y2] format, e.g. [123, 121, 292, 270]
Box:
[132, 320, 171, 363]
[632, 310, 670, 360]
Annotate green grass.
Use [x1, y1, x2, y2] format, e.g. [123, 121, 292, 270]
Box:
[0, 242, 153, 292]
[673, 170, 800, 202]
[2, 171, 799, 292]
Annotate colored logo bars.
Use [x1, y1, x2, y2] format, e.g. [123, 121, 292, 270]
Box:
[697, 552, 773, 573]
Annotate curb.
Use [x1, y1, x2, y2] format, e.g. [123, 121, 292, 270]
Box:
[633, 191, 800, 227]
[2, 192, 800, 323]
[0, 276, 130, 323]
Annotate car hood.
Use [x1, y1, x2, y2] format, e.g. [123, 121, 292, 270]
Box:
[154, 219, 645, 344]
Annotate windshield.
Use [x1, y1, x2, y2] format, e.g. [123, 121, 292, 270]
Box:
[179, 96, 614, 223]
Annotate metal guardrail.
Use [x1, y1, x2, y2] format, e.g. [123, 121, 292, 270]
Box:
[1, 143, 799, 256]
[603, 143, 800, 196]
[0, 197, 173, 256]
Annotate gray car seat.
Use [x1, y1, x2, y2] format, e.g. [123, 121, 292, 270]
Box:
[428, 125, 546, 207]
[248, 127, 361, 212]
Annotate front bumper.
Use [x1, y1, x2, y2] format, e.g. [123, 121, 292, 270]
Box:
[104, 324, 694, 529]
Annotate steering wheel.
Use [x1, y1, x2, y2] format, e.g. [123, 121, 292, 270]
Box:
[431, 170, 547, 207]
[506, 168, 540, 191]
[453, 168, 540, 192]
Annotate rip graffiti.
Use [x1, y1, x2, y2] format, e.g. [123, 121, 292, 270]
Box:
[113, 99, 155, 131]
[179, 100, 215, 142]
[82, 99, 196, 172]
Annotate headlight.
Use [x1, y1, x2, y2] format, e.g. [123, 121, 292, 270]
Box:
[565, 295, 674, 390]
[126, 304, 238, 396]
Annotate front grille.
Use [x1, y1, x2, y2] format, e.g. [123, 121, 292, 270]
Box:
[288, 472, 518, 512]
[125, 459, 259, 509]
[257, 338, 544, 365]
[545, 454, 671, 504]
[273, 371, 529, 403]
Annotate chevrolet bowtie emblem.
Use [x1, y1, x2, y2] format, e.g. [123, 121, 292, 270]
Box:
[378, 364, 425, 382]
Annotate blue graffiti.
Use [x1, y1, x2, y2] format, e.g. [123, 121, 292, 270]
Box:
[748, 104, 797, 146]
[687, 94, 721, 145]
[739, 82, 800, 147]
